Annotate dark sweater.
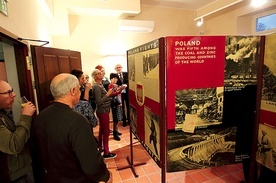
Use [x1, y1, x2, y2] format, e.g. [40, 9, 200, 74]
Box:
[31, 102, 109, 183]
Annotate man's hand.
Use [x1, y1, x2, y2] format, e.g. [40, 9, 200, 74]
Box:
[85, 82, 92, 90]
[21, 102, 36, 116]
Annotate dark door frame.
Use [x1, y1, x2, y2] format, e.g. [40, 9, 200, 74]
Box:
[0, 31, 34, 101]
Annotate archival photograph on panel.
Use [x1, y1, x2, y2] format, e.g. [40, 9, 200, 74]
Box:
[256, 34, 276, 172]
[143, 52, 159, 79]
[167, 127, 236, 172]
[144, 107, 160, 160]
[224, 36, 260, 91]
[260, 34, 276, 129]
[128, 55, 135, 82]
[260, 34, 276, 114]
[129, 105, 137, 136]
[256, 124, 276, 172]
[262, 64, 276, 103]
[175, 87, 223, 132]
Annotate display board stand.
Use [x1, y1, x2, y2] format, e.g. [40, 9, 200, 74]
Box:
[117, 121, 146, 177]
[248, 37, 265, 183]
[160, 38, 167, 183]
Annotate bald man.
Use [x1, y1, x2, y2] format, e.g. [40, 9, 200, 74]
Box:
[0, 80, 36, 182]
[31, 73, 112, 183]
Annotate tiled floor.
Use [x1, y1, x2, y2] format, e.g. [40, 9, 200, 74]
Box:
[94, 123, 244, 183]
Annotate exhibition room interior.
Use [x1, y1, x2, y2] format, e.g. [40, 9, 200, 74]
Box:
[1, 0, 276, 183]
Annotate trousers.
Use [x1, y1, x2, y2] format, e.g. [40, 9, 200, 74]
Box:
[97, 112, 110, 155]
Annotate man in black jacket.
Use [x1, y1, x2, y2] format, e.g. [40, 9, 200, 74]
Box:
[110, 64, 129, 127]
[31, 74, 112, 183]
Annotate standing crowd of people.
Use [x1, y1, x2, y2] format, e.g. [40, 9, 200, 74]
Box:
[0, 63, 129, 183]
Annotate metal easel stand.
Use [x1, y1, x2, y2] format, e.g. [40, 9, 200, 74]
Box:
[116, 125, 146, 177]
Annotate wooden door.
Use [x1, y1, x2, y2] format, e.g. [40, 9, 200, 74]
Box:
[31, 46, 82, 112]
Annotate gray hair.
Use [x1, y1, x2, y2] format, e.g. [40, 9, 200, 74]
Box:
[91, 69, 101, 78]
[50, 73, 79, 99]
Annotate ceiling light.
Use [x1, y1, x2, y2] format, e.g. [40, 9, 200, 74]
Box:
[197, 17, 203, 26]
[251, 0, 267, 7]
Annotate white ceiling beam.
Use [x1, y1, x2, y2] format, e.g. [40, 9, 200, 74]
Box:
[194, 0, 244, 20]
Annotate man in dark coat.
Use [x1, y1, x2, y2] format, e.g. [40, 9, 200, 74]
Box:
[31, 73, 112, 183]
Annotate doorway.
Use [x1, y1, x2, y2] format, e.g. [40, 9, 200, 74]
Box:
[0, 41, 23, 122]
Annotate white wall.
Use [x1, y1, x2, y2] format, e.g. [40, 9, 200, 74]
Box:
[1, 0, 276, 79]
[52, 6, 199, 78]
[0, 0, 52, 47]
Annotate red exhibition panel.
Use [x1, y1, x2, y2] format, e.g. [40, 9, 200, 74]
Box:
[165, 36, 226, 130]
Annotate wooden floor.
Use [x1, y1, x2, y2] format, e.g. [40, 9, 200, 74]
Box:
[94, 123, 245, 183]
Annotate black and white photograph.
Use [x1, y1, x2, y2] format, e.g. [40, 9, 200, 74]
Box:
[129, 104, 137, 136]
[167, 127, 237, 172]
[224, 36, 260, 91]
[261, 34, 276, 103]
[175, 87, 223, 132]
[143, 52, 159, 79]
[128, 55, 135, 82]
[144, 107, 160, 160]
[261, 64, 276, 102]
[256, 124, 276, 172]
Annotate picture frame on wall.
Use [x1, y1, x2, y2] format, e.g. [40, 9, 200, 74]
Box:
[0, 0, 8, 16]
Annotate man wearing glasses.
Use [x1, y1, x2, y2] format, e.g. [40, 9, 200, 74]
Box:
[0, 80, 36, 182]
[110, 64, 129, 127]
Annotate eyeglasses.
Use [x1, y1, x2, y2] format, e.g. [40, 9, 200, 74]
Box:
[0, 88, 14, 96]
[116, 66, 122, 69]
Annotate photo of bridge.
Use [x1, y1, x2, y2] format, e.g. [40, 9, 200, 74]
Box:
[167, 127, 237, 172]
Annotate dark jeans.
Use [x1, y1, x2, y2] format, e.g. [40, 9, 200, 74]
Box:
[121, 93, 129, 126]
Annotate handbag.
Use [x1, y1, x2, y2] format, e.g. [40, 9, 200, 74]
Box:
[112, 96, 121, 106]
